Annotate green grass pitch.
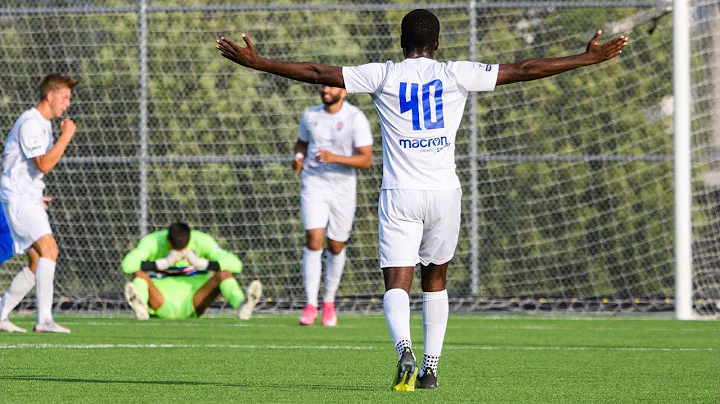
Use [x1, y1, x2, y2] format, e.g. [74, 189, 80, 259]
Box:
[0, 314, 718, 403]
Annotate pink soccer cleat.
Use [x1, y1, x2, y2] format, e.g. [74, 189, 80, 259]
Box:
[322, 301, 337, 327]
[299, 304, 318, 326]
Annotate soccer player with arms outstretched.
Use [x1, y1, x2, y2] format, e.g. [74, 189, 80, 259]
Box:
[0, 74, 77, 334]
[293, 85, 373, 327]
[122, 222, 263, 320]
[217, 9, 627, 391]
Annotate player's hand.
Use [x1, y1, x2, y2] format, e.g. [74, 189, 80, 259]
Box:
[216, 35, 258, 68]
[156, 249, 184, 270]
[183, 249, 209, 271]
[316, 149, 336, 164]
[292, 157, 304, 172]
[60, 118, 77, 137]
[167, 249, 185, 264]
[42, 196, 52, 210]
[182, 249, 198, 263]
[584, 30, 628, 65]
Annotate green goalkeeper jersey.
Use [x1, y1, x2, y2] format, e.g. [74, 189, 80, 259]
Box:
[121, 229, 242, 274]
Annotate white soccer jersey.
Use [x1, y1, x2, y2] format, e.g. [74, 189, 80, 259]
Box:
[298, 101, 373, 182]
[343, 58, 498, 190]
[1, 108, 53, 202]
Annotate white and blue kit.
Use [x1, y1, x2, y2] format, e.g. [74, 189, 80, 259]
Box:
[298, 102, 373, 242]
[342, 58, 499, 267]
[0, 108, 54, 256]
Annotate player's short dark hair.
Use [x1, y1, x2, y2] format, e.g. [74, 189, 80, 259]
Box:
[167, 222, 191, 250]
[39, 73, 78, 102]
[401, 9, 440, 54]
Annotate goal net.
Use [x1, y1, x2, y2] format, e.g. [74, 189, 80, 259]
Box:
[0, 0, 718, 315]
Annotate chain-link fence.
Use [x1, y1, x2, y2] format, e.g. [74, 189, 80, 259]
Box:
[0, 0, 718, 314]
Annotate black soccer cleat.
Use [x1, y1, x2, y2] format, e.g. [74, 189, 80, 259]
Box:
[416, 367, 438, 389]
[391, 347, 418, 392]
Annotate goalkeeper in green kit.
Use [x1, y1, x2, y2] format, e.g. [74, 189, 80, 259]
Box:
[121, 222, 262, 320]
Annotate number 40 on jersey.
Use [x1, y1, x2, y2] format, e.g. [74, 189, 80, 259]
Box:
[400, 80, 445, 131]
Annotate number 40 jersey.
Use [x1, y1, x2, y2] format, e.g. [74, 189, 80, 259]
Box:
[343, 58, 498, 191]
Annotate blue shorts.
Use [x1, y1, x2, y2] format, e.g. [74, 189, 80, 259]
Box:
[0, 207, 14, 265]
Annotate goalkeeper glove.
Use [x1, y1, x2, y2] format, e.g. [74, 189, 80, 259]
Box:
[183, 249, 210, 271]
[155, 249, 184, 270]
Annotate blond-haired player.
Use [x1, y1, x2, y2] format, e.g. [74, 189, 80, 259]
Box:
[0, 74, 77, 333]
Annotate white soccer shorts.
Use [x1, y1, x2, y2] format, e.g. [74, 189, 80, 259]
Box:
[378, 188, 462, 268]
[1, 193, 52, 255]
[300, 181, 357, 243]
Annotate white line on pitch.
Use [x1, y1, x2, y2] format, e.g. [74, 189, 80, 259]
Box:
[52, 322, 714, 334]
[0, 343, 716, 352]
[62, 322, 358, 329]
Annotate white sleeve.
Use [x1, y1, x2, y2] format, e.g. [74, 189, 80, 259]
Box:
[449, 61, 499, 94]
[352, 111, 373, 148]
[298, 111, 309, 142]
[18, 119, 49, 159]
[342, 62, 391, 95]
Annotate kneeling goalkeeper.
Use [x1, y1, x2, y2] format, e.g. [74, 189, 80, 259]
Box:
[121, 222, 262, 320]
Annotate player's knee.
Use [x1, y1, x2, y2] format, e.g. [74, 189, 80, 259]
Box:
[421, 277, 446, 292]
[217, 270, 233, 281]
[45, 246, 59, 261]
[383, 267, 414, 292]
[135, 270, 151, 281]
[305, 239, 323, 251]
[305, 229, 324, 251]
[326, 240, 345, 255]
[35, 236, 59, 260]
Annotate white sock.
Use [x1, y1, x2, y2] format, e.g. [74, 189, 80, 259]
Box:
[35, 258, 56, 323]
[420, 289, 448, 377]
[0, 266, 35, 321]
[322, 249, 346, 303]
[302, 247, 322, 307]
[384, 288, 413, 360]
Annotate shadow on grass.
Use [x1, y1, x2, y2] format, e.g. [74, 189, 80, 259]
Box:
[3, 376, 380, 391]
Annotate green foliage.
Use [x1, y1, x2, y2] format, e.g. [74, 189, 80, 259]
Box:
[0, 4, 698, 299]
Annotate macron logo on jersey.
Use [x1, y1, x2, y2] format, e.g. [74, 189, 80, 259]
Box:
[399, 136, 449, 152]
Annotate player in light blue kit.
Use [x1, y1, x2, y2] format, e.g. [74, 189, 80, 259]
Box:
[217, 9, 628, 391]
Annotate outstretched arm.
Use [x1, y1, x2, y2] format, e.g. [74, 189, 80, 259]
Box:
[217, 35, 345, 87]
[497, 30, 628, 86]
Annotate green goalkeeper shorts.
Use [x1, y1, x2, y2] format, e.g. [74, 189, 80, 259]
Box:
[153, 293, 197, 319]
[150, 274, 210, 319]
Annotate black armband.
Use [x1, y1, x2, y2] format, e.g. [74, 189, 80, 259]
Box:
[140, 261, 158, 271]
[207, 261, 220, 272]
